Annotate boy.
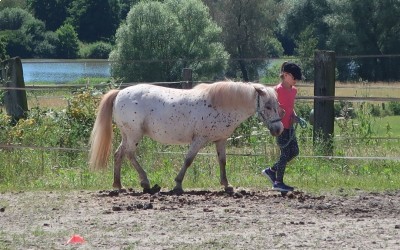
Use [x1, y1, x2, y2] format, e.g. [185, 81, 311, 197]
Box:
[262, 62, 302, 192]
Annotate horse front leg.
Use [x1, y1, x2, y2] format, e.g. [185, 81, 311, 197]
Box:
[174, 138, 206, 194]
[215, 140, 233, 193]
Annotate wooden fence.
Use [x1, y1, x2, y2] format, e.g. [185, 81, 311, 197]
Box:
[1, 52, 400, 161]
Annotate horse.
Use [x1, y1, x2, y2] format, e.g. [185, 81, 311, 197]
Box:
[89, 81, 284, 194]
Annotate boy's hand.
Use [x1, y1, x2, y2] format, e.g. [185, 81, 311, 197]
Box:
[294, 116, 307, 128]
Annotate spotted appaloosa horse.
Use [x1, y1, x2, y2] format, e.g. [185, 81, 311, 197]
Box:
[89, 81, 283, 194]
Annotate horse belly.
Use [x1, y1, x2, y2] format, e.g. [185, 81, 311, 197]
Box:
[145, 122, 194, 144]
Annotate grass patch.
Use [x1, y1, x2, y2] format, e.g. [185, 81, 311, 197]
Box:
[0, 81, 399, 195]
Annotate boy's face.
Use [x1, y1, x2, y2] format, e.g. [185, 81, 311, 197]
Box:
[282, 72, 297, 87]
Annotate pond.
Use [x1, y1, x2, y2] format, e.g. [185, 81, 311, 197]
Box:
[22, 59, 111, 83]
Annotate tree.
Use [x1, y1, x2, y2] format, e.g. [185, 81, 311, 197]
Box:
[0, 0, 27, 10]
[26, 0, 72, 31]
[0, 37, 7, 60]
[294, 26, 318, 80]
[0, 7, 33, 30]
[326, 0, 400, 81]
[66, 0, 119, 42]
[204, 0, 283, 81]
[278, 0, 332, 55]
[55, 24, 79, 59]
[110, 0, 229, 82]
[0, 8, 48, 58]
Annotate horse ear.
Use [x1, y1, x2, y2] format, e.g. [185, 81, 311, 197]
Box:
[253, 85, 266, 96]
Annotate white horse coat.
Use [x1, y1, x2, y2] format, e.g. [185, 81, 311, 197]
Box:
[89, 81, 283, 194]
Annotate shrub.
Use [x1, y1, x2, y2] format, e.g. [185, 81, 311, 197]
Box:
[389, 101, 400, 115]
[0, 7, 33, 30]
[55, 24, 79, 59]
[80, 41, 112, 59]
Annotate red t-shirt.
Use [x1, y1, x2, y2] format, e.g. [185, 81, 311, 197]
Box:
[274, 83, 297, 129]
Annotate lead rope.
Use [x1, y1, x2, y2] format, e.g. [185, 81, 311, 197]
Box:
[280, 117, 307, 148]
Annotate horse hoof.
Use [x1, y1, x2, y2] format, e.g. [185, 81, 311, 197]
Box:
[143, 184, 161, 195]
[112, 183, 123, 190]
[224, 186, 234, 194]
[172, 188, 184, 195]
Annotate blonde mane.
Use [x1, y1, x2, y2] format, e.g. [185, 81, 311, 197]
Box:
[194, 81, 257, 110]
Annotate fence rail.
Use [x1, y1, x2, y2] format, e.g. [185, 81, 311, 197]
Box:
[1, 143, 399, 162]
[1, 53, 400, 164]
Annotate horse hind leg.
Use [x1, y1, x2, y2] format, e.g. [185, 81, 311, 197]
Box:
[126, 151, 151, 191]
[215, 140, 233, 193]
[113, 142, 125, 189]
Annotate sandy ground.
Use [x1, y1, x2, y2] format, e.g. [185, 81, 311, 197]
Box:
[1, 188, 400, 249]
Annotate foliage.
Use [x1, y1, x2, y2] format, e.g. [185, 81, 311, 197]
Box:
[0, 7, 33, 30]
[389, 101, 400, 116]
[66, 0, 119, 42]
[294, 26, 318, 81]
[204, 0, 283, 81]
[0, 37, 7, 60]
[0, 0, 27, 10]
[55, 24, 79, 59]
[110, 0, 229, 82]
[278, 0, 331, 55]
[1, 1, 400, 81]
[26, 0, 72, 31]
[326, 0, 400, 81]
[80, 41, 113, 59]
[0, 7, 54, 58]
[0, 84, 400, 192]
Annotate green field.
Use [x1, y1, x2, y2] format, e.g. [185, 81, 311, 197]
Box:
[0, 80, 399, 195]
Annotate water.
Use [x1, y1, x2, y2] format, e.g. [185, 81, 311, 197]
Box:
[22, 59, 111, 83]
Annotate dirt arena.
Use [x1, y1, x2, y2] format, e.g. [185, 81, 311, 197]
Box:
[1, 188, 399, 249]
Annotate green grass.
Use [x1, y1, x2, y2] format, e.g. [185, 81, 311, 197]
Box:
[373, 116, 400, 136]
[1, 83, 399, 195]
[1, 133, 399, 195]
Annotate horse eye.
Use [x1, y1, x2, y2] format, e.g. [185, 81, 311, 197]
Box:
[265, 106, 272, 110]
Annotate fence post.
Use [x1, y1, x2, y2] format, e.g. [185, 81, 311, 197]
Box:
[181, 68, 193, 89]
[0, 57, 28, 123]
[313, 50, 335, 155]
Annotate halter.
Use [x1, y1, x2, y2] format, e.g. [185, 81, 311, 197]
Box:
[256, 94, 281, 129]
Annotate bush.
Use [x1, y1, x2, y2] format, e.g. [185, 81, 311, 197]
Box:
[0, 7, 33, 30]
[55, 24, 79, 59]
[389, 101, 400, 115]
[80, 41, 112, 59]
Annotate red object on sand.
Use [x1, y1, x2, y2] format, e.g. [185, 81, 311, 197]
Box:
[67, 234, 85, 244]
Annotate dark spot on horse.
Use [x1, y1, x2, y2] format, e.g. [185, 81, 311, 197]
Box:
[208, 104, 212, 108]
[151, 109, 154, 112]
[135, 102, 138, 105]
[135, 143, 139, 146]
[173, 105, 175, 107]
[226, 124, 230, 127]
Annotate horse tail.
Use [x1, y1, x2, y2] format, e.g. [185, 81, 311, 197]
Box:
[89, 89, 120, 171]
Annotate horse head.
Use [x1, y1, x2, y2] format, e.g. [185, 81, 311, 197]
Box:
[254, 85, 284, 136]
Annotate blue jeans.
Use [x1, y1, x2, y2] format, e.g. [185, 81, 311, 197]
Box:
[272, 127, 299, 182]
